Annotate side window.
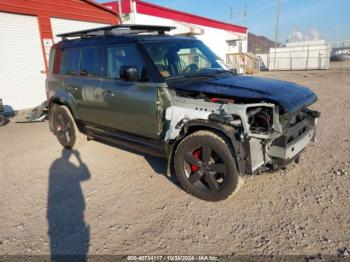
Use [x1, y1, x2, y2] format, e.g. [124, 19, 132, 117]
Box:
[60, 48, 80, 75]
[106, 45, 144, 79]
[80, 47, 105, 77]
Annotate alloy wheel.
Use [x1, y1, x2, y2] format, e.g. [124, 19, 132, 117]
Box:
[183, 145, 228, 193]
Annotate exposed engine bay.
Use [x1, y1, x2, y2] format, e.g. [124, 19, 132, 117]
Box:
[161, 87, 320, 175]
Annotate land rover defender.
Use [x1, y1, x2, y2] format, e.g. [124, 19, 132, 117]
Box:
[46, 25, 320, 201]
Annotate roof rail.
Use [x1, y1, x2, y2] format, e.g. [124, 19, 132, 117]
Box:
[57, 24, 176, 40]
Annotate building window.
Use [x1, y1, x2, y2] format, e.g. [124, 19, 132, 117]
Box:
[239, 41, 243, 53]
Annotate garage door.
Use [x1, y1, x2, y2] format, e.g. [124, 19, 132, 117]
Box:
[0, 12, 46, 111]
[51, 18, 110, 43]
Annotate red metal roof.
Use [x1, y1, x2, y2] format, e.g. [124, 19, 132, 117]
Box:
[102, 0, 247, 34]
[102, 1, 120, 14]
[0, 0, 120, 25]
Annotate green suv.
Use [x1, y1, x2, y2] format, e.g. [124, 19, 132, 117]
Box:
[47, 25, 319, 201]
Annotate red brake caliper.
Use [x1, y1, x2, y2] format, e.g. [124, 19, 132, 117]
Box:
[191, 150, 202, 172]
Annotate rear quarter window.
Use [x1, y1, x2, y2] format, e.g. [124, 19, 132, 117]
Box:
[60, 48, 80, 76]
[48, 48, 55, 74]
[51, 47, 62, 75]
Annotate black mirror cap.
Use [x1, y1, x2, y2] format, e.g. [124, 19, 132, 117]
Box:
[120, 65, 138, 82]
[230, 68, 237, 74]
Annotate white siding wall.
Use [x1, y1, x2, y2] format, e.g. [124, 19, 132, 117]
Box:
[128, 13, 247, 61]
[0, 12, 46, 111]
[51, 18, 110, 43]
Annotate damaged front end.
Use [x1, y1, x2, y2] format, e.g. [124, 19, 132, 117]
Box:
[162, 88, 320, 176]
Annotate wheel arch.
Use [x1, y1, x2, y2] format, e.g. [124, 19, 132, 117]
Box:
[167, 120, 247, 176]
[48, 97, 84, 133]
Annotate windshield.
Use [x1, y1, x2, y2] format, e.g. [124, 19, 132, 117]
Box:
[143, 41, 229, 79]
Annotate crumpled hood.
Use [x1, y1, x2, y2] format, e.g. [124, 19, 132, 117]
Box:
[169, 75, 317, 113]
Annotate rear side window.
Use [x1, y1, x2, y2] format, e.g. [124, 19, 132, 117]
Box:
[107, 45, 144, 79]
[48, 48, 55, 74]
[80, 47, 105, 77]
[51, 47, 62, 75]
[60, 48, 80, 75]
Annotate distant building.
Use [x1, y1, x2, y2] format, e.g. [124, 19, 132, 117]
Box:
[102, 0, 248, 61]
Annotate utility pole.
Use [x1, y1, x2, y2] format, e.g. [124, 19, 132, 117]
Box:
[243, 1, 247, 27]
[274, 0, 280, 70]
[229, 0, 247, 26]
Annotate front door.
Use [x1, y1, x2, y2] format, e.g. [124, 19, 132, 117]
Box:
[99, 44, 159, 139]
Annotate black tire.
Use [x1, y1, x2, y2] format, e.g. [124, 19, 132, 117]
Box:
[174, 130, 242, 201]
[51, 104, 85, 149]
[0, 114, 6, 126]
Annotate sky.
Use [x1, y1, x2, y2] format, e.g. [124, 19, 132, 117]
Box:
[97, 0, 350, 43]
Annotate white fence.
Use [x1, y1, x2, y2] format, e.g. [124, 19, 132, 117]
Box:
[257, 40, 331, 71]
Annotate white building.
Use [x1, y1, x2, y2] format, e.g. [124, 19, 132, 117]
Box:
[102, 0, 248, 61]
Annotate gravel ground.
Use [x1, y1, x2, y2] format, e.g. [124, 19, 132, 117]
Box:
[0, 68, 349, 257]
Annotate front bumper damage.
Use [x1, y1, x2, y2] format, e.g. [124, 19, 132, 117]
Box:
[163, 91, 319, 176]
[268, 128, 314, 160]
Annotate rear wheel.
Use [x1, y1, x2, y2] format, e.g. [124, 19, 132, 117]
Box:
[174, 130, 242, 201]
[51, 104, 85, 149]
[0, 114, 6, 126]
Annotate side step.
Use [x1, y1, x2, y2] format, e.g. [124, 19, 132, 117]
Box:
[86, 126, 167, 158]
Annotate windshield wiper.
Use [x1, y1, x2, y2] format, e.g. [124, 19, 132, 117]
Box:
[167, 69, 235, 81]
[184, 69, 235, 78]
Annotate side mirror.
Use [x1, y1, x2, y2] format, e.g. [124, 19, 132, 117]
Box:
[230, 68, 237, 74]
[120, 65, 138, 82]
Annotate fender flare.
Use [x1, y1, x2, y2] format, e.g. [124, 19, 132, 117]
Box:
[47, 95, 82, 133]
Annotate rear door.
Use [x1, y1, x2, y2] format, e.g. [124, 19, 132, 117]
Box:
[99, 44, 159, 139]
[76, 46, 106, 124]
[60, 47, 82, 119]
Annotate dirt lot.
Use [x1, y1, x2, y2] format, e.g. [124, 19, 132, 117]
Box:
[0, 68, 349, 257]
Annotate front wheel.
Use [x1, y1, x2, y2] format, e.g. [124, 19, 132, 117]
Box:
[51, 104, 85, 149]
[174, 130, 242, 201]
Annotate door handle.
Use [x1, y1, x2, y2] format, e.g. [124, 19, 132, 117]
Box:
[103, 90, 115, 99]
[67, 86, 80, 92]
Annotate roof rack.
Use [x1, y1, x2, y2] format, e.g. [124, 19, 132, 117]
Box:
[57, 24, 176, 40]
